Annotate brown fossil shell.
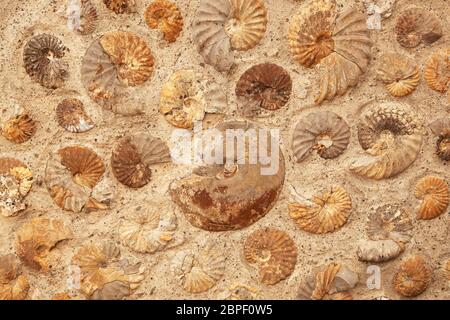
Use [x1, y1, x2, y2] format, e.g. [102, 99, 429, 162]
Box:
[429, 118, 450, 161]
[103, 0, 136, 14]
[235, 63, 292, 115]
[289, 186, 352, 234]
[395, 8, 442, 48]
[424, 48, 449, 94]
[414, 176, 449, 220]
[144, 0, 184, 43]
[172, 241, 225, 293]
[111, 133, 171, 188]
[377, 53, 420, 97]
[15, 218, 72, 271]
[0, 254, 30, 300]
[170, 121, 285, 232]
[72, 0, 98, 35]
[23, 34, 69, 89]
[223, 284, 261, 300]
[292, 111, 350, 162]
[392, 255, 432, 297]
[56, 98, 94, 133]
[351, 102, 422, 180]
[1, 114, 36, 143]
[442, 258, 450, 281]
[244, 228, 297, 285]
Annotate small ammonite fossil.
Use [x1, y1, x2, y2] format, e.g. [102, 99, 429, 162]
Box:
[103, 0, 136, 14]
[291, 111, 350, 163]
[235, 63, 292, 116]
[414, 176, 449, 220]
[23, 34, 69, 89]
[377, 53, 420, 97]
[1, 113, 36, 143]
[56, 98, 94, 133]
[424, 48, 449, 97]
[144, 0, 184, 43]
[244, 228, 297, 285]
[111, 133, 171, 188]
[64, 0, 98, 35]
[429, 118, 450, 161]
[392, 255, 432, 297]
[395, 7, 442, 48]
[0, 254, 30, 300]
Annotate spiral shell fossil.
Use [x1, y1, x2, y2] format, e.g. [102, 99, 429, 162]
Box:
[144, 0, 184, 43]
[159, 70, 227, 129]
[377, 53, 420, 97]
[1, 113, 36, 143]
[192, 0, 268, 72]
[442, 258, 450, 281]
[244, 228, 297, 285]
[111, 133, 171, 188]
[0, 254, 30, 300]
[350, 102, 422, 180]
[395, 8, 442, 48]
[429, 118, 450, 161]
[289, 0, 372, 104]
[103, 0, 136, 14]
[292, 111, 350, 162]
[235, 63, 292, 115]
[45, 146, 107, 212]
[65, 0, 98, 35]
[172, 241, 225, 293]
[23, 34, 69, 89]
[392, 255, 432, 297]
[56, 98, 94, 133]
[424, 48, 449, 96]
[222, 284, 261, 300]
[414, 176, 449, 220]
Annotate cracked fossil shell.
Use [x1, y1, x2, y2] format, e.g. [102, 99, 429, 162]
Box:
[244, 228, 297, 285]
[424, 48, 449, 95]
[289, 186, 352, 234]
[23, 34, 69, 89]
[72, 242, 145, 299]
[222, 284, 261, 300]
[377, 53, 420, 97]
[392, 255, 431, 297]
[0, 158, 33, 217]
[235, 63, 292, 115]
[56, 98, 94, 133]
[192, 0, 267, 72]
[292, 111, 350, 162]
[111, 133, 171, 188]
[160, 70, 227, 129]
[170, 121, 285, 231]
[414, 176, 449, 220]
[45, 146, 107, 212]
[1, 113, 36, 143]
[289, 0, 372, 104]
[0, 254, 30, 300]
[297, 263, 358, 300]
[172, 241, 225, 293]
[81, 32, 154, 115]
[395, 8, 442, 48]
[119, 204, 177, 253]
[103, 0, 136, 14]
[144, 0, 184, 43]
[15, 218, 72, 271]
[429, 118, 450, 161]
[350, 102, 422, 180]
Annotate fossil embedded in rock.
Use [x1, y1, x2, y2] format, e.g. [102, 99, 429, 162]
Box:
[424, 48, 450, 96]
[392, 255, 431, 297]
[103, 0, 136, 14]
[56, 98, 94, 133]
[414, 176, 449, 220]
[1, 113, 36, 143]
[429, 118, 450, 161]
[144, 0, 184, 43]
[0, 254, 30, 300]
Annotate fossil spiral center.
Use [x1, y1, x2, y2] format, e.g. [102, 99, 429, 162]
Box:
[224, 18, 242, 39]
[316, 134, 333, 149]
[255, 249, 272, 263]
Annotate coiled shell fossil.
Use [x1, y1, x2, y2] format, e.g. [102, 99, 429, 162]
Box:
[424, 48, 449, 95]
[442, 258, 450, 281]
[192, 0, 268, 72]
[0, 254, 30, 300]
[103, 0, 136, 14]
[377, 53, 420, 97]
[144, 0, 184, 43]
[392, 255, 432, 297]
[244, 228, 297, 285]
[172, 241, 225, 293]
[414, 176, 449, 220]
[56, 98, 94, 133]
[350, 102, 422, 180]
[222, 284, 261, 300]
[111, 133, 171, 188]
[429, 118, 450, 161]
[65, 0, 98, 35]
[235, 63, 292, 115]
[292, 111, 350, 162]
[170, 121, 285, 231]
[23, 34, 69, 89]
[1, 113, 36, 143]
[159, 70, 227, 129]
[395, 8, 442, 48]
[45, 146, 107, 212]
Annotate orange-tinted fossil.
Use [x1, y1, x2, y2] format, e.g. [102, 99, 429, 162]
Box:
[1, 114, 36, 143]
[103, 0, 136, 14]
[0, 254, 29, 300]
[392, 255, 431, 297]
[56, 98, 94, 133]
[414, 176, 449, 220]
[144, 0, 184, 43]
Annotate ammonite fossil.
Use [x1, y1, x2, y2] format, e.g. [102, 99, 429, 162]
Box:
[192, 0, 268, 72]
[414, 176, 449, 220]
[170, 121, 285, 231]
[350, 102, 422, 180]
[291, 111, 350, 162]
[144, 0, 184, 43]
[66, 0, 98, 35]
[289, 0, 372, 104]
[424, 48, 449, 98]
[244, 228, 297, 285]
[392, 255, 432, 297]
[377, 53, 420, 97]
[23, 34, 69, 89]
[0, 254, 30, 300]
[111, 133, 171, 188]
[235, 63, 292, 116]
[103, 0, 136, 14]
[1, 113, 36, 143]
[56, 98, 94, 133]
[222, 284, 261, 300]
[395, 8, 442, 48]
[429, 118, 450, 161]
